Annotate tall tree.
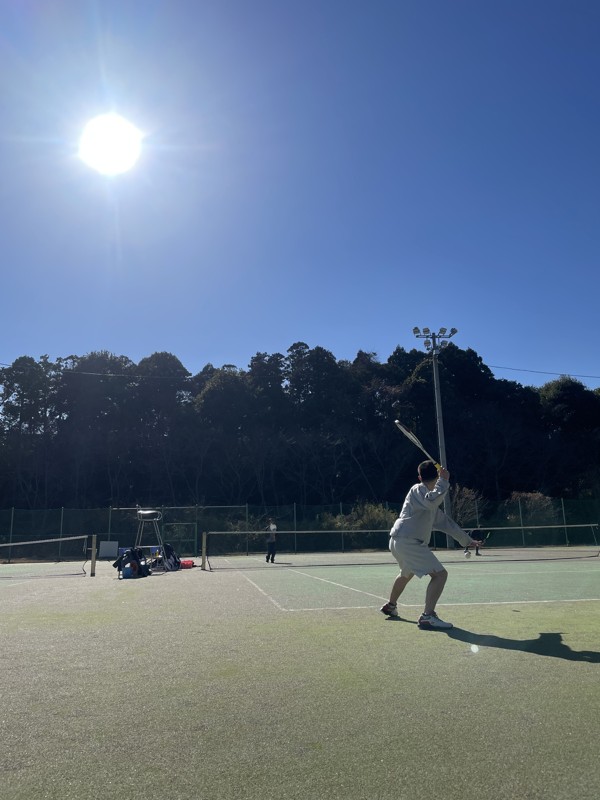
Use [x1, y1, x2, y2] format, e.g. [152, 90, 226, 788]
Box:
[0, 355, 59, 506]
[53, 352, 137, 506]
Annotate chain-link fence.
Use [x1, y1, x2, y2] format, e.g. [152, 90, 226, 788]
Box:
[1, 497, 599, 556]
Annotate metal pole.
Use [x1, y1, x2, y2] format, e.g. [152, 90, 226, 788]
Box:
[59, 507, 64, 561]
[431, 346, 448, 468]
[561, 498, 569, 546]
[518, 498, 525, 546]
[431, 337, 453, 548]
[90, 534, 97, 577]
[413, 327, 458, 549]
[8, 507, 14, 563]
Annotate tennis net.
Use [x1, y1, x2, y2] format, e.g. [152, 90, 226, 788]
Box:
[201, 529, 391, 570]
[0, 535, 92, 579]
[471, 523, 599, 548]
[201, 524, 600, 570]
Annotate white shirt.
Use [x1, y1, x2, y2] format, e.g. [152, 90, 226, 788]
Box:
[390, 478, 471, 547]
[266, 523, 277, 543]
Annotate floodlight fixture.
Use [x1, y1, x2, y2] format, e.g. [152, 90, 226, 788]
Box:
[422, 327, 431, 335]
[438, 327, 447, 335]
[412, 327, 420, 335]
[449, 327, 458, 336]
[424, 339, 432, 349]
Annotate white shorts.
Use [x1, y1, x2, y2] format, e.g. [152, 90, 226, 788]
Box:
[389, 536, 444, 578]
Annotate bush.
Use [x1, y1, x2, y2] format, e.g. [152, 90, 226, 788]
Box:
[320, 502, 397, 531]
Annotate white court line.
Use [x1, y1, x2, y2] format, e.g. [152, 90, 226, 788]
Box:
[228, 559, 600, 613]
[239, 572, 288, 611]
[285, 567, 600, 602]
[426, 597, 600, 607]
[276, 568, 600, 610]
[0, 580, 36, 588]
[218, 556, 599, 578]
[288, 569, 387, 601]
[287, 598, 600, 612]
[448, 566, 600, 576]
[289, 605, 377, 612]
[233, 563, 385, 611]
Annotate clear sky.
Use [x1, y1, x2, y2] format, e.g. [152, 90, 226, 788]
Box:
[1, 0, 599, 389]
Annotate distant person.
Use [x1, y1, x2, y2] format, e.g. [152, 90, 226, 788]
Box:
[265, 518, 277, 563]
[464, 529, 482, 556]
[380, 461, 483, 629]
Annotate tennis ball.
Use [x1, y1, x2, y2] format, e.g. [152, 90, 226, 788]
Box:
[465, 551, 472, 559]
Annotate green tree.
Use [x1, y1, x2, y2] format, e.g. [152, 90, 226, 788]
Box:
[53, 352, 137, 506]
[0, 355, 61, 507]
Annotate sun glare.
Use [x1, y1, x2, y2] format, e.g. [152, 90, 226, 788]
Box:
[78, 113, 143, 176]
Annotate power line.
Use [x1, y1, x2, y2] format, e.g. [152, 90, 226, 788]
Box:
[0, 362, 191, 381]
[489, 365, 600, 381]
[2, 359, 599, 382]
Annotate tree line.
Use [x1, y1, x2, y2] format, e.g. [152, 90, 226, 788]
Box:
[0, 343, 598, 510]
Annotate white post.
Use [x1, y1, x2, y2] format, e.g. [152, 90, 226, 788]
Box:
[518, 498, 525, 546]
[561, 498, 569, 545]
[59, 507, 64, 560]
[90, 535, 97, 577]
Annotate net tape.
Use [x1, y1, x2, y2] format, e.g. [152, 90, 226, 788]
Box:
[0, 534, 89, 550]
[0, 534, 90, 577]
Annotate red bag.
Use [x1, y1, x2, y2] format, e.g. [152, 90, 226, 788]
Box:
[180, 559, 195, 569]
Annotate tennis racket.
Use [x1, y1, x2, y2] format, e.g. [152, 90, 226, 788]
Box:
[468, 530, 488, 547]
[393, 420, 442, 469]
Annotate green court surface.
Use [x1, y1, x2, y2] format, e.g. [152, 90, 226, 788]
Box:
[1, 552, 599, 800]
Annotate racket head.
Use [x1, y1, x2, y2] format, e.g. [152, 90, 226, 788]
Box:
[393, 420, 441, 468]
[394, 419, 425, 449]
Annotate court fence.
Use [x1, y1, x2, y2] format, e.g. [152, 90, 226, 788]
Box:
[0, 497, 598, 557]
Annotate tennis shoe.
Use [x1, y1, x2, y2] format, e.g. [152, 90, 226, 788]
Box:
[418, 612, 453, 630]
[380, 602, 399, 618]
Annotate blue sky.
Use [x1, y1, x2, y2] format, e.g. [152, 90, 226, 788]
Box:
[1, 0, 599, 389]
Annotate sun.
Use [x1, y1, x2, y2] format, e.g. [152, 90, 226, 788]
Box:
[78, 113, 143, 175]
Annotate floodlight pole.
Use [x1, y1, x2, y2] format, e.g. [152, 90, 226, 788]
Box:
[412, 327, 458, 548]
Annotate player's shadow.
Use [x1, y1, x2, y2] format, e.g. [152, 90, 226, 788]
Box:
[446, 628, 600, 662]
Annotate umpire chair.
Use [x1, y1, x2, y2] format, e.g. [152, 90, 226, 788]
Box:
[134, 508, 167, 570]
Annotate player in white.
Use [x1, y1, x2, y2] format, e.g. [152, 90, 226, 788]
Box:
[380, 461, 482, 629]
[265, 518, 277, 563]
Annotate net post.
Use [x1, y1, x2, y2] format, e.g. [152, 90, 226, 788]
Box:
[90, 535, 97, 577]
[561, 498, 569, 546]
[59, 507, 64, 561]
[201, 531, 208, 570]
[8, 507, 14, 563]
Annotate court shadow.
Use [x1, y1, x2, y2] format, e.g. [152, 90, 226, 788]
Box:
[446, 628, 600, 662]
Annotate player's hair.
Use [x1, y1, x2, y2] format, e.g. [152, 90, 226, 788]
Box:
[418, 460, 439, 482]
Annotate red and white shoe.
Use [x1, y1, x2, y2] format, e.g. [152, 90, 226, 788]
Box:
[380, 602, 399, 618]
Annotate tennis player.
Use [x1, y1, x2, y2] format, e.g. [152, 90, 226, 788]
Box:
[464, 528, 482, 556]
[380, 461, 482, 629]
[265, 518, 277, 563]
